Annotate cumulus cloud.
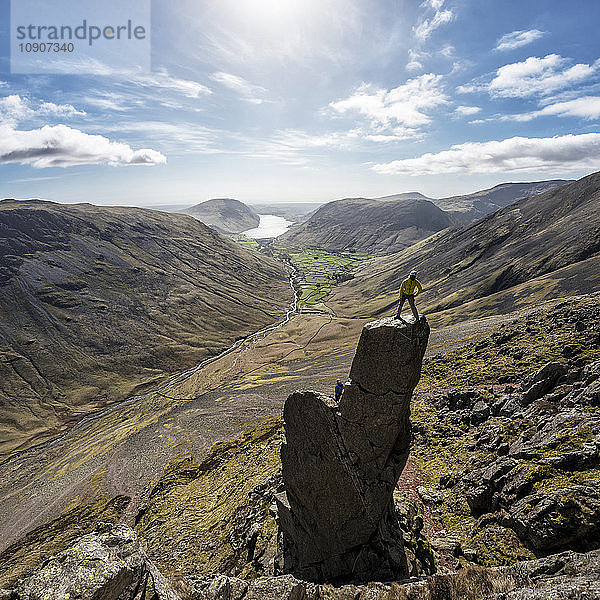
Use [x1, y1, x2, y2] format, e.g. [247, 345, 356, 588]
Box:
[0, 94, 85, 125]
[495, 29, 546, 52]
[0, 123, 166, 168]
[502, 96, 600, 122]
[330, 74, 447, 131]
[372, 133, 600, 175]
[209, 72, 268, 104]
[454, 105, 481, 116]
[489, 54, 597, 98]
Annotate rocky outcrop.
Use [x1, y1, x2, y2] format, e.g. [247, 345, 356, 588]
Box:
[184, 549, 600, 600]
[4, 524, 180, 600]
[449, 359, 600, 554]
[276, 317, 430, 583]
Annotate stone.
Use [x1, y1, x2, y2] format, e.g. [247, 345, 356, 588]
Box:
[521, 362, 567, 404]
[182, 550, 600, 599]
[470, 400, 490, 425]
[277, 317, 430, 583]
[10, 524, 180, 600]
[506, 486, 600, 552]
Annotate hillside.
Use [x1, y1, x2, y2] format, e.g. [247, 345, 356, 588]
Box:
[435, 180, 571, 224]
[179, 198, 260, 234]
[0, 200, 291, 457]
[249, 202, 323, 223]
[330, 171, 600, 320]
[375, 191, 434, 202]
[277, 197, 453, 254]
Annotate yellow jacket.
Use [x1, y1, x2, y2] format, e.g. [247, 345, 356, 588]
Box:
[399, 278, 422, 297]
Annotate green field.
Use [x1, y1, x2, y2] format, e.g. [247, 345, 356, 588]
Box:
[230, 234, 260, 251]
[286, 249, 372, 310]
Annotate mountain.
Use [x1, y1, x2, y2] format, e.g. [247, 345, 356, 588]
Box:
[330, 171, 600, 321]
[0, 199, 291, 457]
[249, 202, 324, 223]
[434, 180, 571, 224]
[179, 198, 260, 234]
[277, 197, 453, 254]
[374, 191, 435, 202]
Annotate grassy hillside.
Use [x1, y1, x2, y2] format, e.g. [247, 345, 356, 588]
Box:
[179, 198, 260, 234]
[330, 172, 600, 321]
[277, 197, 453, 254]
[0, 200, 291, 457]
[435, 180, 571, 224]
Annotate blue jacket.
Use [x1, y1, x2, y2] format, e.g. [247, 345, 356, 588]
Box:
[335, 382, 344, 397]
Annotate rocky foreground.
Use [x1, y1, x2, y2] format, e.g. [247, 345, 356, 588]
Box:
[2, 296, 600, 599]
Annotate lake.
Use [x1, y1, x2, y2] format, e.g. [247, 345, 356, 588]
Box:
[242, 214, 293, 239]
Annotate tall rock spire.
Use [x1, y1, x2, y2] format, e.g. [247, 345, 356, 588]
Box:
[276, 316, 430, 583]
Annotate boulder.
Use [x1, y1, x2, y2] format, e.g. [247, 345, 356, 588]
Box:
[9, 524, 179, 600]
[470, 401, 490, 425]
[277, 317, 430, 583]
[521, 362, 567, 404]
[506, 486, 600, 552]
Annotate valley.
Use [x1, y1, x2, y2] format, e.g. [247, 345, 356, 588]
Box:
[1, 171, 599, 598]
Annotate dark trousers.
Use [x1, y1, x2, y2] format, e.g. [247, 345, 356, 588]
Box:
[396, 293, 418, 320]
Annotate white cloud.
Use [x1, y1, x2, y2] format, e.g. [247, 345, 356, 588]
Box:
[502, 96, 600, 122]
[406, 49, 425, 72]
[421, 0, 445, 9]
[0, 94, 85, 125]
[0, 123, 166, 168]
[372, 133, 600, 175]
[209, 72, 268, 104]
[0, 95, 33, 123]
[414, 4, 453, 42]
[39, 102, 85, 118]
[495, 29, 546, 52]
[138, 69, 212, 98]
[455, 83, 484, 95]
[489, 54, 597, 98]
[440, 44, 455, 58]
[82, 94, 132, 112]
[454, 105, 481, 116]
[330, 74, 447, 131]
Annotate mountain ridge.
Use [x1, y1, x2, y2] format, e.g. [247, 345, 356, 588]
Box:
[277, 196, 453, 254]
[330, 171, 600, 321]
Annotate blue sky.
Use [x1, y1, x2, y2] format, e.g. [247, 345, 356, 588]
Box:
[1, 0, 600, 205]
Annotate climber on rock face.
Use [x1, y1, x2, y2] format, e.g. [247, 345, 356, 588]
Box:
[396, 270, 422, 322]
[334, 378, 344, 401]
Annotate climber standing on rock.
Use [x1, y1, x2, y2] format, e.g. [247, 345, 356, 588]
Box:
[396, 270, 422, 322]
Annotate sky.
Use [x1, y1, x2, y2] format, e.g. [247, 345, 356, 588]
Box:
[1, 0, 600, 206]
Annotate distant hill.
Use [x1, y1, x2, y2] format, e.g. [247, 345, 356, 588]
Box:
[374, 192, 434, 202]
[330, 172, 600, 321]
[180, 198, 260, 234]
[249, 202, 323, 223]
[434, 180, 572, 224]
[277, 197, 453, 254]
[0, 200, 291, 457]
